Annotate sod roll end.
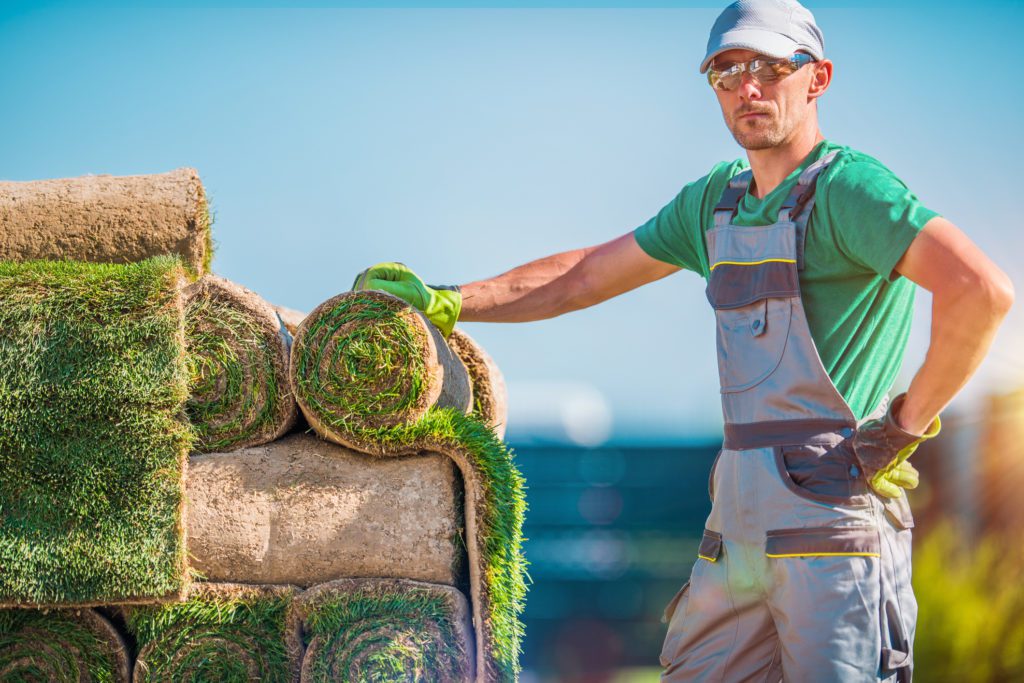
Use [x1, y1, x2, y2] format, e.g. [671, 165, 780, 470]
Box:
[290, 290, 472, 454]
[295, 578, 475, 682]
[185, 274, 298, 453]
[127, 582, 303, 683]
[0, 608, 131, 682]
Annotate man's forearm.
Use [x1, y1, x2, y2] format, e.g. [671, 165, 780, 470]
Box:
[458, 246, 597, 323]
[897, 278, 1014, 434]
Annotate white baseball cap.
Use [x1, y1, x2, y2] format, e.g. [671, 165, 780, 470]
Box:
[700, 0, 825, 74]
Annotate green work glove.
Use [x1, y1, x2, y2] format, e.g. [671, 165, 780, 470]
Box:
[851, 393, 941, 499]
[350, 262, 462, 337]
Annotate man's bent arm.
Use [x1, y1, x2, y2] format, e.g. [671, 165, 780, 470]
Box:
[458, 232, 680, 323]
[893, 216, 1015, 434]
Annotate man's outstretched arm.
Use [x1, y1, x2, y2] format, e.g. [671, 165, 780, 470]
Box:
[458, 231, 680, 323]
[892, 215, 1015, 434]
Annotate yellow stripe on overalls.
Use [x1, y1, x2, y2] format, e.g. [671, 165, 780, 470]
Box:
[697, 554, 718, 562]
[709, 257, 796, 272]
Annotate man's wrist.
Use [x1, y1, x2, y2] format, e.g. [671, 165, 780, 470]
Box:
[890, 393, 940, 438]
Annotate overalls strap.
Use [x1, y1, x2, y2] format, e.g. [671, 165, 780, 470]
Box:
[777, 150, 841, 269]
[713, 169, 754, 228]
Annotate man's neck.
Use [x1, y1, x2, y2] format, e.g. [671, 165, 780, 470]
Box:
[746, 129, 826, 199]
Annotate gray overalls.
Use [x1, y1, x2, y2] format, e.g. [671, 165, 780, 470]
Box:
[659, 152, 917, 682]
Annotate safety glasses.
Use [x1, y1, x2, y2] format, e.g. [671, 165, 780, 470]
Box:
[707, 53, 816, 92]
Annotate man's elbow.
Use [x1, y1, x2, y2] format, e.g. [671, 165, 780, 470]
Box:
[970, 266, 1015, 322]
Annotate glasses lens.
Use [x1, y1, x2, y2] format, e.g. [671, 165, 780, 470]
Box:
[709, 65, 741, 91]
[748, 59, 786, 84]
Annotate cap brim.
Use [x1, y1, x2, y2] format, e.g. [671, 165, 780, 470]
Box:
[699, 29, 800, 73]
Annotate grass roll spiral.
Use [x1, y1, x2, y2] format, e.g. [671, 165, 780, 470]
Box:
[185, 275, 297, 453]
[127, 583, 302, 683]
[0, 608, 130, 682]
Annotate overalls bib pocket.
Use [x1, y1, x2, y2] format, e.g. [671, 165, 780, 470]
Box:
[706, 270, 795, 393]
[705, 219, 801, 394]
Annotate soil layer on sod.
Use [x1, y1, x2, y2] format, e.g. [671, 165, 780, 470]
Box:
[126, 583, 303, 683]
[0, 257, 193, 607]
[291, 291, 527, 682]
[187, 433, 463, 587]
[184, 275, 297, 453]
[0, 608, 131, 682]
[0, 168, 212, 278]
[295, 578, 474, 682]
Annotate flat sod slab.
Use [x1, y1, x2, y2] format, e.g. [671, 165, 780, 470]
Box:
[0, 257, 193, 607]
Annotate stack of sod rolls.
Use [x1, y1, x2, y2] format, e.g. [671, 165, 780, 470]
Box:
[0, 170, 524, 682]
[290, 290, 525, 682]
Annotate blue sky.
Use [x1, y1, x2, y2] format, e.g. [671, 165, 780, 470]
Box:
[2, 1, 1021, 442]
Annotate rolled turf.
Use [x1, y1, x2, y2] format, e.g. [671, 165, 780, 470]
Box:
[0, 168, 213, 279]
[447, 328, 508, 440]
[291, 290, 472, 453]
[290, 291, 527, 682]
[126, 583, 302, 683]
[0, 257, 193, 607]
[295, 578, 474, 682]
[184, 275, 297, 453]
[187, 433, 463, 587]
[0, 608, 130, 682]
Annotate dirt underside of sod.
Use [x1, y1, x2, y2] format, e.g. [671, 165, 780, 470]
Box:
[0, 257, 193, 607]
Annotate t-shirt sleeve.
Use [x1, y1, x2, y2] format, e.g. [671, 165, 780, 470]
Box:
[633, 161, 740, 276]
[824, 159, 940, 282]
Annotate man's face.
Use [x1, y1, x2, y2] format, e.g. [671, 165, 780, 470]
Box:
[711, 48, 822, 151]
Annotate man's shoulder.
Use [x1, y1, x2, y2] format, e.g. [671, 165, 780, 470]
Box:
[818, 142, 905, 189]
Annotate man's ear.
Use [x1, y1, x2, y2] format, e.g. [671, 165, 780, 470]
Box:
[808, 59, 833, 101]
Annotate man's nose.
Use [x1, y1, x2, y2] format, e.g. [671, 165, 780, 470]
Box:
[737, 71, 762, 101]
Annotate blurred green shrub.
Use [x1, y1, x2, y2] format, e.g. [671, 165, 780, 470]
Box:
[914, 519, 1024, 681]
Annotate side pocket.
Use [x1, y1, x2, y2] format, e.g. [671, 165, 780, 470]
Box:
[659, 580, 691, 669]
[707, 449, 723, 504]
[661, 580, 690, 625]
[880, 599, 913, 682]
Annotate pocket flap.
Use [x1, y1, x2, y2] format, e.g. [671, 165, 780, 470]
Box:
[765, 526, 879, 558]
[697, 528, 722, 562]
[705, 260, 800, 310]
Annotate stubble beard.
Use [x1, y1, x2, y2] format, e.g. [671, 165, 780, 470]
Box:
[729, 113, 787, 150]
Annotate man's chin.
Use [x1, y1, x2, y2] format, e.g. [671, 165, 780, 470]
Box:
[731, 129, 783, 150]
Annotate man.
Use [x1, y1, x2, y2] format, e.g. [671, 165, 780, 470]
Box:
[353, 0, 1014, 680]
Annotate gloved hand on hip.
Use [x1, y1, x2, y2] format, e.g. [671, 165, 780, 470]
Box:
[351, 262, 462, 337]
[851, 393, 941, 499]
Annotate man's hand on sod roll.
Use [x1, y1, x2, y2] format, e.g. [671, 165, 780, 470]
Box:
[351, 262, 462, 337]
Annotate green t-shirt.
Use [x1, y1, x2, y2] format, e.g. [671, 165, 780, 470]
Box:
[634, 139, 939, 421]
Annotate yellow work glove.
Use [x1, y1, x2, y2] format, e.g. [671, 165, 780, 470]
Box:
[851, 393, 941, 499]
[351, 262, 462, 337]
